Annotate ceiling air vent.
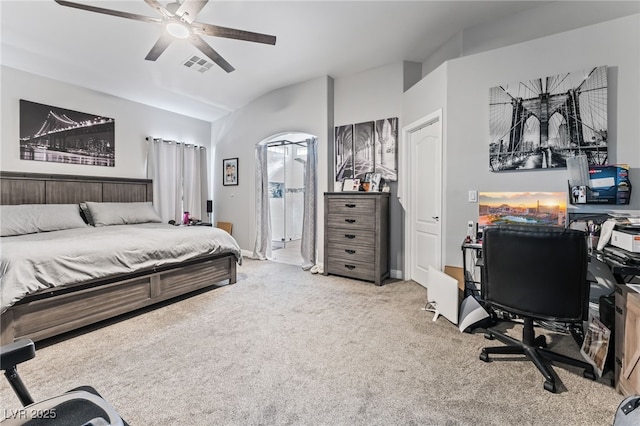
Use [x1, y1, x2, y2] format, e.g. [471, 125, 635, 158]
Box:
[183, 55, 214, 73]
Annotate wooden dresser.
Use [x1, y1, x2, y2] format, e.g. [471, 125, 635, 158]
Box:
[615, 283, 640, 396]
[323, 192, 389, 285]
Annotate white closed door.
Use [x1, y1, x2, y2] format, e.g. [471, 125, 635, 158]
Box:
[409, 117, 442, 287]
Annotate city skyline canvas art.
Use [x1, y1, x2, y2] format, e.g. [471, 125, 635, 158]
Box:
[20, 99, 115, 167]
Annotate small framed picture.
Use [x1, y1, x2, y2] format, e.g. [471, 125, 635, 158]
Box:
[369, 173, 382, 192]
[223, 158, 238, 186]
[342, 178, 360, 191]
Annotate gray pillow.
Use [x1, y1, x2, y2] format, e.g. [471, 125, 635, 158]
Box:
[85, 201, 162, 226]
[1, 204, 88, 236]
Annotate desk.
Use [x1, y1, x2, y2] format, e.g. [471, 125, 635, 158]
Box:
[592, 250, 640, 284]
[461, 242, 482, 298]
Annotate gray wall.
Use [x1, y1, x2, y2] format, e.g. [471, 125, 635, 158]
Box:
[422, 1, 640, 77]
[333, 62, 405, 275]
[405, 13, 640, 269]
[1, 66, 212, 180]
[211, 76, 332, 255]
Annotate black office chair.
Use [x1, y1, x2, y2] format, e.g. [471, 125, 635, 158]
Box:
[1, 339, 127, 425]
[479, 225, 597, 393]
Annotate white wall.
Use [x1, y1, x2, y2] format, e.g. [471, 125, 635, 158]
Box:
[211, 76, 331, 254]
[1, 66, 212, 179]
[405, 13, 640, 268]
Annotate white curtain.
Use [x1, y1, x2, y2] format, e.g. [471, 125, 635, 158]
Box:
[147, 138, 207, 224]
[253, 144, 272, 260]
[300, 138, 317, 270]
[147, 138, 183, 223]
[183, 145, 208, 222]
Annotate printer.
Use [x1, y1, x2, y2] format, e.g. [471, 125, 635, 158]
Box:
[611, 228, 640, 253]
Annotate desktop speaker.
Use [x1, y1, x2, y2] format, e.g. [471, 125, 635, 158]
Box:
[206, 200, 213, 213]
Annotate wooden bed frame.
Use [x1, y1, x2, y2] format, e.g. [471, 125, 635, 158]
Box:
[0, 172, 237, 345]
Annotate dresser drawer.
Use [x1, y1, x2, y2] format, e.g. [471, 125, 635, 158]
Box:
[324, 192, 389, 285]
[327, 243, 375, 264]
[327, 213, 372, 230]
[327, 228, 375, 245]
[327, 197, 375, 216]
[326, 257, 375, 282]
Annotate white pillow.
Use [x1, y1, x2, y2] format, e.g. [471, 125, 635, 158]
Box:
[1, 204, 87, 237]
[85, 201, 162, 226]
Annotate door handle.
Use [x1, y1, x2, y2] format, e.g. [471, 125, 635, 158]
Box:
[432, 216, 440, 221]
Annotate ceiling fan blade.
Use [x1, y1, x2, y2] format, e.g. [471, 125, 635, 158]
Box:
[145, 32, 174, 61]
[191, 22, 276, 45]
[176, 0, 209, 24]
[54, 0, 162, 25]
[190, 35, 235, 73]
[143, 0, 174, 19]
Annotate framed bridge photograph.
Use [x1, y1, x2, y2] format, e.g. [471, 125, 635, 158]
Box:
[488, 65, 607, 172]
[19, 99, 115, 167]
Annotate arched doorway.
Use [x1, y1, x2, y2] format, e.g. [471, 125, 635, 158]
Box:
[253, 132, 318, 269]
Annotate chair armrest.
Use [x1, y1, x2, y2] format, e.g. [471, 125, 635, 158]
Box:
[0, 339, 35, 371]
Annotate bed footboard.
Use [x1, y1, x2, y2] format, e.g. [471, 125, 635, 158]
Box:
[0, 254, 237, 345]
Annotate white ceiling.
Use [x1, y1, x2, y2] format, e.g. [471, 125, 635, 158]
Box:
[1, 1, 637, 122]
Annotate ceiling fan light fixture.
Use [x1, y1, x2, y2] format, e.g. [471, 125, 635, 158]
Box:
[166, 21, 190, 39]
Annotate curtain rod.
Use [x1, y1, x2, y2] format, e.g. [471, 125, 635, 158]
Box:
[145, 137, 205, 149]
[267, 140, 308, 147]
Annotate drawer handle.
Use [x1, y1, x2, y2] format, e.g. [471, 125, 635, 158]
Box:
[345, 264, 356, 270]
[345, 203, 356, 208]
[345, 249, 356, 254]
[616, 306, 623, 315]
[345, 219, 356, 224]
[345, 234, 356, 239]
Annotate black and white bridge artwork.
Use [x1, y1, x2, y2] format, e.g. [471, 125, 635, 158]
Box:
[489, 65, 607, 172]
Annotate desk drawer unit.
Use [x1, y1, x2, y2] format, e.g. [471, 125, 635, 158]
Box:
[615, 284, 640, 397]
[323, 192, 389, 285]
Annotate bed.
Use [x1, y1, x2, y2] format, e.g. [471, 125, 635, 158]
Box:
[0, 172, 241, 345]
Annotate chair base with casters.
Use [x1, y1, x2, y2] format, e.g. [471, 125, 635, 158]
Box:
[1, 339, 127, 425]
[479, 317, 597, 393]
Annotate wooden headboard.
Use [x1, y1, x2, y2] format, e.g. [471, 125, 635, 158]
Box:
[0, 172, 153, 205]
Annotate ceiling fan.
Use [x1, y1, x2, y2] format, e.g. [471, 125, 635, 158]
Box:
[54, 0, 276, 73]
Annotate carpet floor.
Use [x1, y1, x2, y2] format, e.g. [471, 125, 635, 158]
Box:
[0, 259, 626, 425]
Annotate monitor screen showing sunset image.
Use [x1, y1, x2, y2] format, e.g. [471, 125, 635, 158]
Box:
[478, 192, 567, 228]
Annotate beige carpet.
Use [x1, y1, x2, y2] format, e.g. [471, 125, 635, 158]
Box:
[0, 259, 625, 425]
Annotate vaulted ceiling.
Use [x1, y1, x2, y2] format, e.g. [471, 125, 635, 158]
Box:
[2, 1, 638, 122]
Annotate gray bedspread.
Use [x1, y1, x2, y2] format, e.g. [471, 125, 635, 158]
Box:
[0, 223, 242, 313]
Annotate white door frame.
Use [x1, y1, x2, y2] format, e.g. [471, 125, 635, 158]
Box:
[399, 109, 443, 281]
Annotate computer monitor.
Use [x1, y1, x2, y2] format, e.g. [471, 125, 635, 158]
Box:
[477, 192, 567, 240]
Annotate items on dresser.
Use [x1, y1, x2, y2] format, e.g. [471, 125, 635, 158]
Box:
[323, 192, 389, 285]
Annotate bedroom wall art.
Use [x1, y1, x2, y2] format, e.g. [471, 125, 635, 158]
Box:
[223, 157, 238, 186]
[334, 117, 397, 182]
[488, 65, 607, 172]
[19, 99, 115, 167]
